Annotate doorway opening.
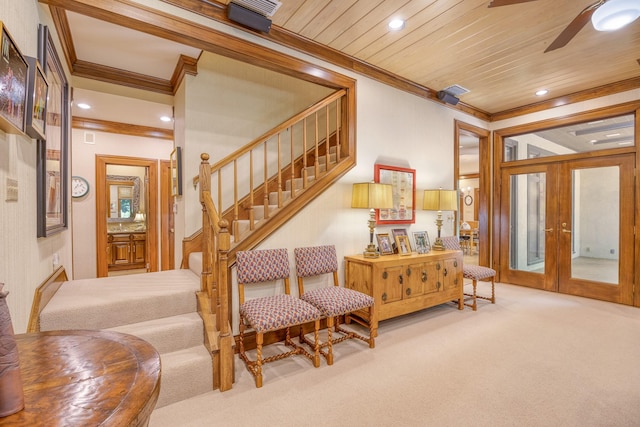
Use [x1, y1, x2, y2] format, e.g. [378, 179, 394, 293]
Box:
[454, 120, 491, 268]
[96, 155, 159, 277]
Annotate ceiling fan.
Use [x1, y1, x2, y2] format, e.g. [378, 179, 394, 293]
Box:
[488, 0, 640, 52]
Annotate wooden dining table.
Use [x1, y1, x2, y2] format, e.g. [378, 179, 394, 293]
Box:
[0, 330, 161, 427]
[459, 228, 478, 254]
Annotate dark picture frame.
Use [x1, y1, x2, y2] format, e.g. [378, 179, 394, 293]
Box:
[36, 25, 68, 237]
[170, 146, 183, 196]
[25, 56, 48, 140]
[374, 164, 416, 225]
[0, 22, 28, 134]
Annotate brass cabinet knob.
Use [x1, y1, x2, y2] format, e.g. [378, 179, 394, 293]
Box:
[382, 271, 388, 280]
[406, 288, 411, 296]
[406, 267, 412, 276]
[421, 271, 427, 282]
[398, 274, 403, 285]
[382, 293, 387, 302]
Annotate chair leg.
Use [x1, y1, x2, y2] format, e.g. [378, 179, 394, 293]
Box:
[464, 280, 478, 311]
[368, 306, 375, 348]
[313, 319, 322, 367]
[325, 317, 334, 366]
[490, 278, 496, 303]
[471, 280, 478, 311]
[255, 332, 263, 388]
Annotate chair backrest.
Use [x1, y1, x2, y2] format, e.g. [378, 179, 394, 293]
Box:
[236, 248, 291, 304]
[294, 245, 339, 295]
[441, 236, 462, 251]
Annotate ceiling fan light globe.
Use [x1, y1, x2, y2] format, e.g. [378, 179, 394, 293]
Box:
[591, 0, 640, 31]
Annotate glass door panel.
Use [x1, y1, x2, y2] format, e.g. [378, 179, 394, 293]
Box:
[500, 155, 634, 304]
[557, 155, 634, 304]
[500, 164, 559, 291]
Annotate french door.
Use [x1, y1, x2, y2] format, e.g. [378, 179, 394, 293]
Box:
[499, 154, 634, 304]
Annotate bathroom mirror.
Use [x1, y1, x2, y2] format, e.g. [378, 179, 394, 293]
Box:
[106, 175, 140, 221]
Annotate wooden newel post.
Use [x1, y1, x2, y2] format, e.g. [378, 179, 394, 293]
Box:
[217, 219, 234, 391]
[200, 153, 212, 295]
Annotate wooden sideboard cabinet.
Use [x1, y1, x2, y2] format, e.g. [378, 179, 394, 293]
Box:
[344, 250, 463, 337]
[108, 232, 146, 271]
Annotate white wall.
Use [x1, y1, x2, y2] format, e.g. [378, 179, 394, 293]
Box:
[0, 1, 75, 333]
[71, 128, 173, 279]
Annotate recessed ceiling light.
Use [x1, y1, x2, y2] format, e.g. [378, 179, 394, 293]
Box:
[77, 103, 91, 109]
[606, 133, 621, 137]
[160, 116, 173, 122]
[388, 19, 405, 30]
[535, 89, 548, 96]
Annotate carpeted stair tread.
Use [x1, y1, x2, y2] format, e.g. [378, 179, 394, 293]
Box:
[40, 269, 200, 331]
[156, 345, 213, 408]
[108, 312, 204, 354]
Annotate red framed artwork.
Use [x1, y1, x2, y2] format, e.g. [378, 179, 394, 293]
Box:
[374, 164, 416, 224]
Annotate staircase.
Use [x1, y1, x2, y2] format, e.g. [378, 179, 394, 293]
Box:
[193, 89, 355, 256]
[38, 269, 212, 408]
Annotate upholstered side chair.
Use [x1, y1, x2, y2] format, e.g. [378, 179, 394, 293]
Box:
[236, 248, 323, 388]
[294, 245, 375, 365]
[441, 236, 496, 311]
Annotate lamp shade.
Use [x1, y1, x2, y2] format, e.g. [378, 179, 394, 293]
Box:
[134, 212, 146, 222]
[592, 0, 640, 31]
[351, 183, 393, 209]
[422, 189, 458, 211]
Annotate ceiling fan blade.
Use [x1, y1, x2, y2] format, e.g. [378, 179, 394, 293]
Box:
[488, 0, 538, 7]
[544, 0, 605, 53]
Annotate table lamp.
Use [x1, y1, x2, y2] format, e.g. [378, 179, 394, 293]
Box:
[423, 188, 458, 250]
[352, 182, 393, 258]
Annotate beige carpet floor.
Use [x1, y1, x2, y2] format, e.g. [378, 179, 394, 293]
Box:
[150, 283, 640, 427]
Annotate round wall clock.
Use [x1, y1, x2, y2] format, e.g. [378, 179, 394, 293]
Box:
[464, 195, 473, 206]
[72, 176, 90, 198]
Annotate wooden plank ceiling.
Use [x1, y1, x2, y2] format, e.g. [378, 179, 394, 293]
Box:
[41, 0, 640, 119]
[220, 0, 640, 115]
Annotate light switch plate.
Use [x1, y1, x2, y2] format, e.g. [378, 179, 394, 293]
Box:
[6, 178, 18, 201]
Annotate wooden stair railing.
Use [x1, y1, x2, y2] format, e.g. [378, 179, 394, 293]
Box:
[193, 89, 348, 247]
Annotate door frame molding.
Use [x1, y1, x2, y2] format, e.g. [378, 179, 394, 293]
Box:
[454, 120, 491, 267]
[96, 155, 159, 277]
[160, 160, 174, 270]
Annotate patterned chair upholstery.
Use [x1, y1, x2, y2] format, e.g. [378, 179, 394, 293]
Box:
[441, 236, 496, 311]
[236, 248, 323, 388]
[294, 245, 375, 365]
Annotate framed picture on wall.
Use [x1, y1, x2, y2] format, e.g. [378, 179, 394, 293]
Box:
[36, 24, 69, 237]
[25, 56, 48, 140]
[0, 22, 28, 134]
[374, 164, 416, 225]
[170, 146, 183, 196]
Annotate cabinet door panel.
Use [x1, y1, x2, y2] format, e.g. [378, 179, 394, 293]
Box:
[112, 242, 130, 265]
[442, 258, 461, 290]
[381, 265, 403, 304]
